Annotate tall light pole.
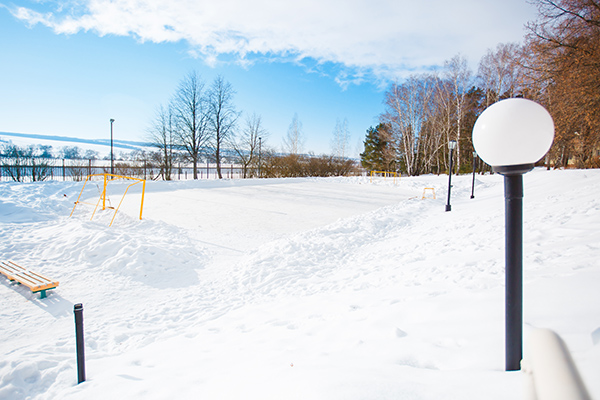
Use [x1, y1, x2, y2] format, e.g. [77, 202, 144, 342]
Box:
[110, 119, 115, 175]
[445, 140, 457, 212]
[472, 98, 554, 371]
[258, 137, 262, 178]
[471, 151, 478, 199]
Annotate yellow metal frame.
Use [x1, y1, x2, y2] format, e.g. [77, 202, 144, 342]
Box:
[70, 173, 146, 227]
[422, 187, 436, 199]
[370, 170, 400, 184]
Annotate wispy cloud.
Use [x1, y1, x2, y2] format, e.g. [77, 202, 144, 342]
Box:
[8, 0, 537, 83]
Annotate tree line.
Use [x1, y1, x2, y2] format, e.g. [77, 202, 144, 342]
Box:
[0, 143, 160, 182]
[361, 0, 600, 175]
[148, 73, 358, 180]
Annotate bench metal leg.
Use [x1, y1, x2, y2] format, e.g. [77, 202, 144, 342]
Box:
[39, 290, 47, 299]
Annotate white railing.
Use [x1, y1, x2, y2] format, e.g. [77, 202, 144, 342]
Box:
[522, 328, 592, 400]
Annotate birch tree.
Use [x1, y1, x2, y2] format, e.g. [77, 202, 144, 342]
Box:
[283, 113, 305, 155]
[429, 76, 455, 173]
[444, 54, 472, 171]
[477, 42, 523, 106]
[331, 118, 350, 159]
[381, 75, 436, 176]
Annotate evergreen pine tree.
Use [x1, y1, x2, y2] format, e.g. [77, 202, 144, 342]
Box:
[360, 124, 389, 171]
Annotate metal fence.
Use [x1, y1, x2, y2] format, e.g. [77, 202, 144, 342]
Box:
[0, 158, 248, 182]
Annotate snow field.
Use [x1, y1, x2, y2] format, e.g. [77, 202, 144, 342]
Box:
[0, 170, 599, 399]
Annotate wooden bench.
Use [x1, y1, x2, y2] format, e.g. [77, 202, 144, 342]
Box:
[0, 260, 59, 299]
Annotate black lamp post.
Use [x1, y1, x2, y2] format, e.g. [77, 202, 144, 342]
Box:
[470, 151, 477, 199]
[445, 140, 457, 212]
[472, 98, 554, 371]
[110, 118, 115, 175]
[258, 137, 262, 178]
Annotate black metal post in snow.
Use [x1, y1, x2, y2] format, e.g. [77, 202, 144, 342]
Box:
[110, 119, 115, 175]
[62, 159, 66, 181]
[73, 303, 86, 384]
[471, 152, 477, 199]
[445, 146, 455, 212]
[505, 174, 524, 371]
[496, 165, 531, 371]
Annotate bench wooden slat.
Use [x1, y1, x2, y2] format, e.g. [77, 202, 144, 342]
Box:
[12, 271, 58, 291]
[0, 260, 59, 298]
[0, 261, 26, 280]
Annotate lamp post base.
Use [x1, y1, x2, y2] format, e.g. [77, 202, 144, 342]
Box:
[445, 204, 451, 212]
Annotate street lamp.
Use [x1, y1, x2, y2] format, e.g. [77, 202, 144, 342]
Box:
[472, 98, 554, 371]
[445, 140, 457, 212]
[258, 137, 262, 178]
[110, 119, 115, 175]
[471, 151, 478, 199]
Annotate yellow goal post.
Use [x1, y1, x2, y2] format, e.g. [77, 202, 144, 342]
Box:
[369, 170, 400, 184]
[69, 173, 146, 227]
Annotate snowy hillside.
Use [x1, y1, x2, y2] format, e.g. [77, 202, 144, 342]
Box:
[0, 131, 150, 156]
[0, 170, 599, 399]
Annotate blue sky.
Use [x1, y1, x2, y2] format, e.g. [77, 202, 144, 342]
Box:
[0, 0, 538, 157]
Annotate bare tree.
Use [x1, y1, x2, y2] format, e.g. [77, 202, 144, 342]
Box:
[207, 75, 239, 179]
[147, 104, 176, 180]
[1, 144, 51, 182]
[477, 42, 523, 106]
[283, 113, 305, 155]
[444, 54, 473, 171]
[331, 118, 350, 159]
[524, 0, 600, 168]
[429, 75, 455, 173]
[230, 113, 268, 178]
[172, 71, 209, 179]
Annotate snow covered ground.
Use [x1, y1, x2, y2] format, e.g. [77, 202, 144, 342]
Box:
[0, 169, 599, 399]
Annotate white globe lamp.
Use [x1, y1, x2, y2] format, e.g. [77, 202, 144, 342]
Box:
[473, 98, 554, 173]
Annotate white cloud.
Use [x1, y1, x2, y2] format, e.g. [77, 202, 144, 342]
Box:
[9, 0, 538, 82]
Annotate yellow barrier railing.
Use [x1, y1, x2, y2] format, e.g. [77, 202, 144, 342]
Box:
[370, 171, 400, 184]
[70, 173, 146, 227]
